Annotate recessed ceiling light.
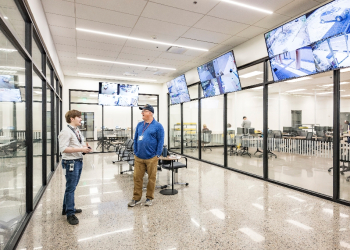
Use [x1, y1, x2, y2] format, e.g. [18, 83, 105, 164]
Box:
[285, 77, 312, 83]
[0, 66, 25, 70]
[76, 28, 209, 52]
[221, 0, 273, 14]
[0, 70, 17, 74]
[4, 16, 8, 19]
[286, 89, 306, 93]
[78, 73, 157, 82]
[253, 86, 264, 90]
[323, 82, 349, 87]
[0, 48, 17, 52]
[317, 92, 333, 95]
[240, 71, 263, 78]
[77, 57, 176, 71]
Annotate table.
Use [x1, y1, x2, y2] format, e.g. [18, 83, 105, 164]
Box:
[159, 155, 181, 195]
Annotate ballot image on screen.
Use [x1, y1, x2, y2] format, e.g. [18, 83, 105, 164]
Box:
[118, 95, 138, 107]
[100, 82, 119, 95]
[167, 75, 190, 105]
[0, 88, 21, 102]
[327, 34, 350, 68]
[201, 78, 223, 98]
[269, 46, 317, 81]
[306, 0, 350, 44]
[197, 61, 216, 82]
[98, 94, 120, 106]
[0, 75, 15, 89]
[219, 73, 242, 93]
[311, 39, 337, 72]
[265, 15, 311, 58]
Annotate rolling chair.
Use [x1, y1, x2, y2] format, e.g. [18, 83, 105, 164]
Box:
[227, 130, 238, 156]
[160, 157, 189, 187]
[112, 139, 134, 163]
[202, 130, 212, 151]
[266, 133, 277, 158]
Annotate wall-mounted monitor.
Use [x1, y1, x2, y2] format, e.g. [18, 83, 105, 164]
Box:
[197, 51, 241, 97]
[0, 75, 15, 89]
[264, 0, 350, 81]
[167, 74, 190, 105]
[98, 82, 139, 107]
[0, 88, 21, 102]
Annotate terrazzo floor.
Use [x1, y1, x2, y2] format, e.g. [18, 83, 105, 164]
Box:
[15, 152, 350, 250]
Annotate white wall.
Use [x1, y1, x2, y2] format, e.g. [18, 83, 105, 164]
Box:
[63, 76, 167, 144]
[26, 0, 64, 83]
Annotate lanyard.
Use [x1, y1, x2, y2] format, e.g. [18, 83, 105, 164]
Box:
[67, 125, 82, 144]
[142, 120, 152, 136]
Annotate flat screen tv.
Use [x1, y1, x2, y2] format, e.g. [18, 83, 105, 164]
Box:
[197, 51, 241, 97]
[98, 83, 139, 107]
[0, 88, 21, 102]
[0, 75, 15, 89]
[167, 74, 190, 105]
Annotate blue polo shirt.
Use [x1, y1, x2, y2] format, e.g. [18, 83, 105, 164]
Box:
[134, 119, 164, 159]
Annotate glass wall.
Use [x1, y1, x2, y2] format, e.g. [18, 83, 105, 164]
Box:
[32, 39, 41, 71]
[0, 30, 26, 248]
[33, 73, 43, 198]
[340, 70, 350, 201]
[183, 101, 198, 158]
[169, 104, 181, 153]
[268, 72, 333, 196]
[188, 84, 198, 99]
[227, 87, 263, 176]
[201, 95, 224, 165]
[239, 63, 264, 87]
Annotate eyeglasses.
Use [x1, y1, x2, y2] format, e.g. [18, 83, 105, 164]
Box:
[141, 110, 150, 113]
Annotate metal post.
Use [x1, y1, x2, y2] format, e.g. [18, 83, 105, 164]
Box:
[198, 83, 202, 160]
[102, 105, 104, 152]
[224, 94, 228, 167]
[131, 107, 133, 139]
[333, 69, 340, 201]
[25, 21, 33, 212]
[180, 103, 183, 155]
[167, 94, 170, 150]
[263, 61, 268, 179]
[42, 53, 47, 185]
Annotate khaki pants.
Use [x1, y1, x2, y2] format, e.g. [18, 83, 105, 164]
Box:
[133, 155, 158, 200]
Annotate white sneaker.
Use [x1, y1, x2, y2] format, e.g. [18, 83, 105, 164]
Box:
[128, 200, 141, 207]
[144, 199, 153, 206]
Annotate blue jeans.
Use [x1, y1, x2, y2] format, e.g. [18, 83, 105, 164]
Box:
[62, 159, 83, 217]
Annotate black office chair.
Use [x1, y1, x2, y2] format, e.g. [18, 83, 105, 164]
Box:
[266, 133, 277, 158]
[227, 130, 238, 156]
[113, 139, 134, 163]
[202, 130, 212, 151]
[161, 157, 189, 187]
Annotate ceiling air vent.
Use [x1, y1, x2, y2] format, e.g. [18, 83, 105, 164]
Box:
[166, 46, 187, 54]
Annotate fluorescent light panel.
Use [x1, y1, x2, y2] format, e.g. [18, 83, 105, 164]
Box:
[323, 82, 349, 87]
[240, 71, 263, 78]
[222, 0, 273, 14]
[0, 48, 16, 52]
[77, 57, 176, 71]
[78, 73, 157, 82]
[76, 28, 208, 52]
[286, 89, 306, 93]
[285, 77, 312, 83]
[340, 68, 350, 73]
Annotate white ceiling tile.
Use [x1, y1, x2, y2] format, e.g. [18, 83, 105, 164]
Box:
[275, 0, 321, 17]
[158, 52, 194, 62]
[237, 0, 295, 12]
[253, 13, 291, 29]
[193, 16, 249, 36]
[76, 19, 132, 36]
[55, 44, 76, 53]
[133, 17, 189, 37]
[175, 37, 217, 50]
[149, 0, 221, 14]
[76, 32, 127, 46]
[46, 13, 75, 29]
[77, 39, 123, 52]
[117, 53, 157, 63]
[49, 26, 76, 38]
[182, 28, 232, 44]
[120, 47, 163, 58]
[109, 64, 144, 73]
[42, 0, 75, 17]
[123, 40, 169, 52]
[128, 29, 179, 44]
[76, 4, 139, 28]
[141, 2, 204, 26]
[60, 60, 78, 67]
[151, 58, 184, 67]
[235, 26, 267, 39]
[208, 2, 268, 25]
[77, 47, 120, 58]
[53, 35, 76, 46]
[57, 50, 76, 58]
[75, 0, 147, 16]
[78, 59, 115, 68]
[221, 36, 249, 47]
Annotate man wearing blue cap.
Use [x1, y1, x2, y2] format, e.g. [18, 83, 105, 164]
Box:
[128, 104, 164, 207]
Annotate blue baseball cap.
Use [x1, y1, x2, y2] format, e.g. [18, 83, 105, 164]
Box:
[139, 104, 154, 113]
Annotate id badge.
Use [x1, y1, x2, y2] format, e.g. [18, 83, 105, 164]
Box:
[139, 136, 143, 141]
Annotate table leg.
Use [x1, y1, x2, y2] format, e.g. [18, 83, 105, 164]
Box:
[160, 160, 178, 195]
